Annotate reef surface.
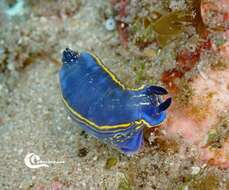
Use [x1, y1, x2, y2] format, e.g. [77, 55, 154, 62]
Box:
[0, 0, 229, 189]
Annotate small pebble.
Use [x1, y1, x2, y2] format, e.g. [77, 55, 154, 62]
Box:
[0, 47, 4, 56]
[105, 17, 116, 31]
[183, 186, 189, 190]
[191, 166, 201, 175]
[7, 63, 15, 71]
[148, 132, 156, 145]
[78, 147, 88, 157]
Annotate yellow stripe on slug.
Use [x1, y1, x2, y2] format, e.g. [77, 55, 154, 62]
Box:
[60, 51, 165, 132]
[62, 96, 131, 130]
[90, 52, 145, 91]
[61, 95, 155, 132]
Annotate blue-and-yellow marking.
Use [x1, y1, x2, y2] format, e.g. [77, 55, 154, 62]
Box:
[60, 51, 166, 132]
[90, 53, 145, 91]
[62, 96, 145, 132]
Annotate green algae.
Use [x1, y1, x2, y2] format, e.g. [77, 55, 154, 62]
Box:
[130, 0, 208, 48]
[206, 114, 229, 149]
[105, 157, 118, 169]
[211, 60, 228, 71]
[131, 18, 156, 47]
[131, 10, 193, 47]
[174, 167, 220, 190]
[118, 176, 132, 190]
[131, 56, 158, 85]
[174, 79, 194, 107]
[189, 174, 220, 190]
[132, 59, 147, 84]
[153, 11, 191, 35]
[206, 129, 222, 149]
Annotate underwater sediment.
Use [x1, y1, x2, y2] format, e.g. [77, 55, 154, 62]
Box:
[0, 0, 229, 189]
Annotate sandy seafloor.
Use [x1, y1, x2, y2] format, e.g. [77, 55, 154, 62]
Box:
[0, 0, 229, 189]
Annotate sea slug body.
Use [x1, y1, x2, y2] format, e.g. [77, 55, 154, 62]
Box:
[59, 48, 171, 154]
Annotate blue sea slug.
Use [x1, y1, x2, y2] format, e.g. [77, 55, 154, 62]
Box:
[59, 48, 171, 154]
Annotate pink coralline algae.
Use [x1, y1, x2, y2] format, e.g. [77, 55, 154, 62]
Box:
[201, 0, 229, 29]
[165, 29, 229, 169]
[159, 0, 229, 168]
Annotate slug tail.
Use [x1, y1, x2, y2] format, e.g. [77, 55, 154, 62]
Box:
[62, 48, 80, 65]
[117, 130, 143, 154]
